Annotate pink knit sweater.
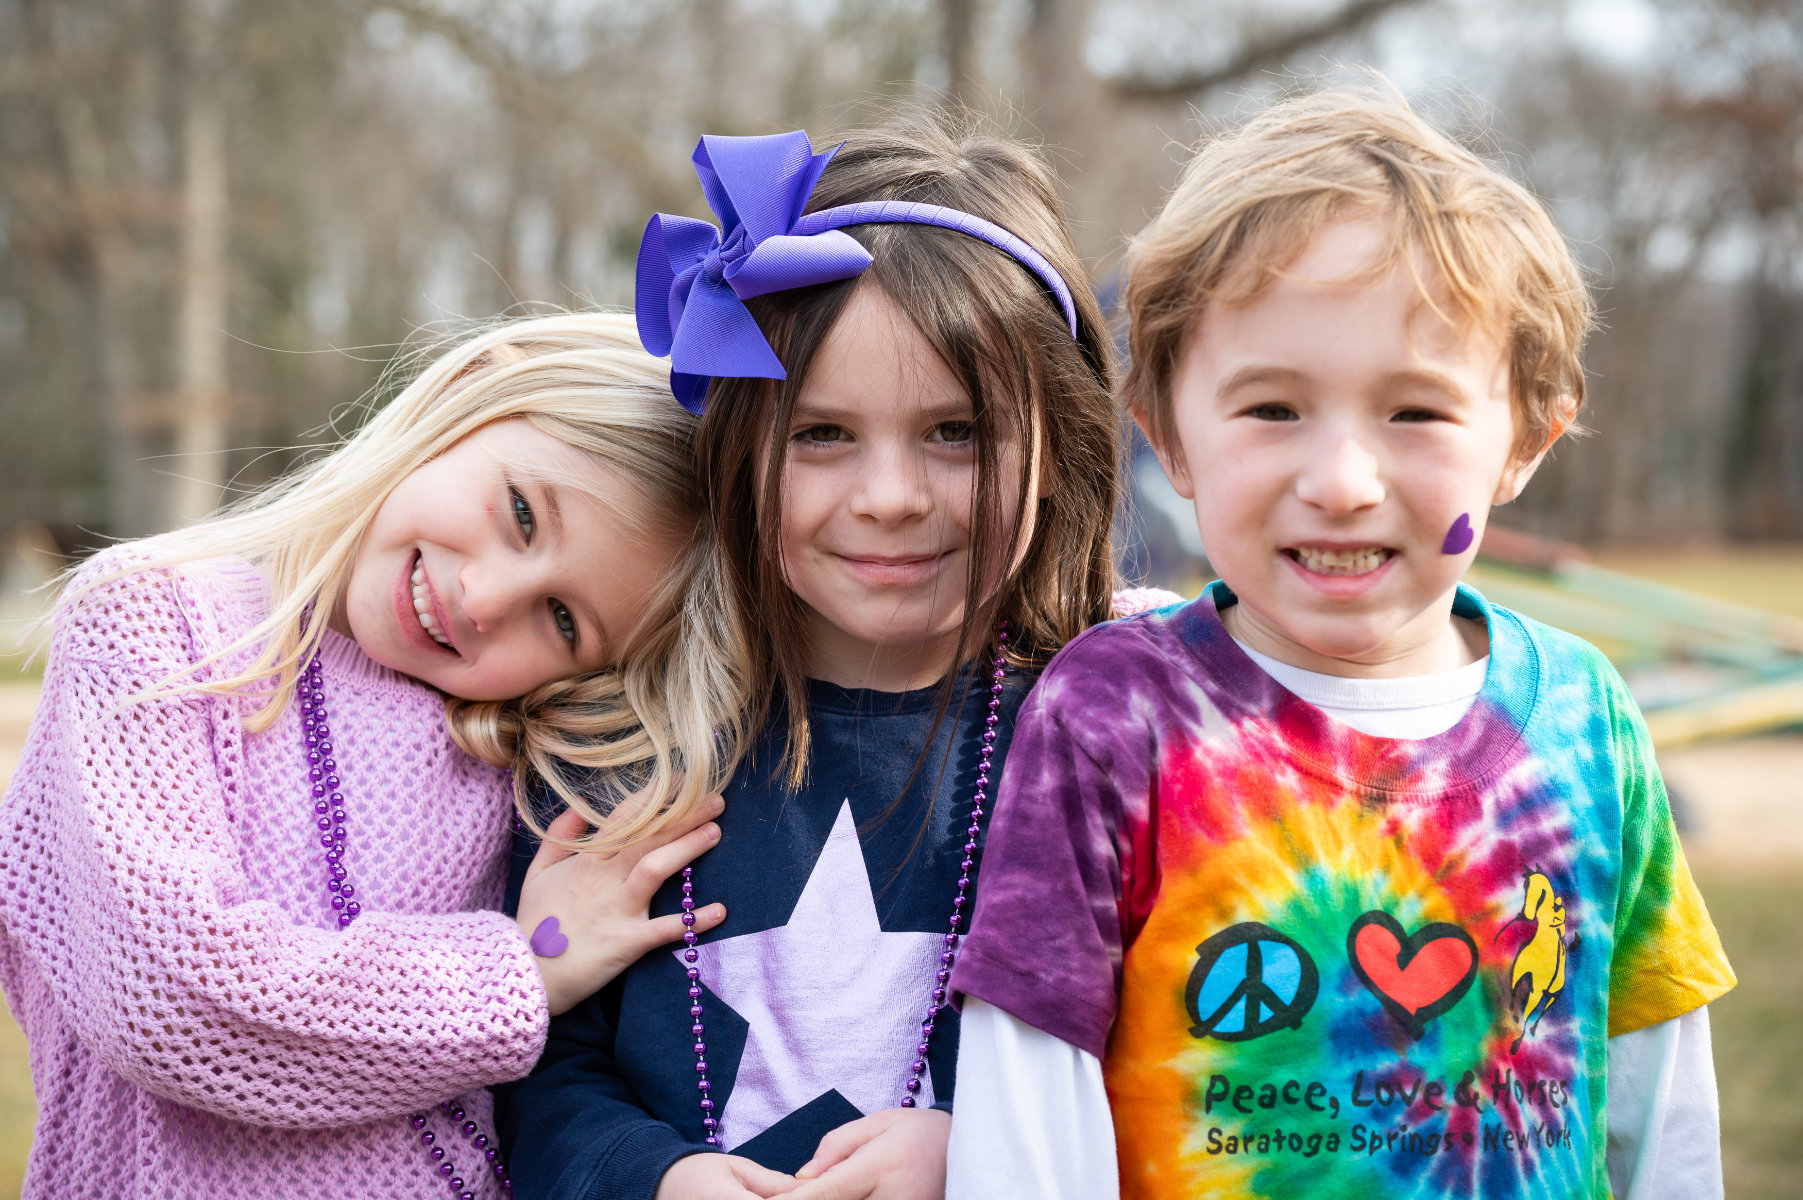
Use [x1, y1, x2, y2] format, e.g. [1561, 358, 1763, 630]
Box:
[0, 551, 548, 1198]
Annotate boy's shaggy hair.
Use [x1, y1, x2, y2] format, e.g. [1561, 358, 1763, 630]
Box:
[1123, 84, 1595, 461]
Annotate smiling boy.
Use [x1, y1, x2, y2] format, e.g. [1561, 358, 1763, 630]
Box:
[946, 90, 1736, 1200]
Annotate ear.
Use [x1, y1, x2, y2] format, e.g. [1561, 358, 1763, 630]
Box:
[1132, 407, 1196, 501]
[1493, 394, 1578, 505]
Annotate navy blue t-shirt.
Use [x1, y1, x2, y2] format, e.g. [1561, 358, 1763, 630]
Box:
[498, 666, 1032, 1200]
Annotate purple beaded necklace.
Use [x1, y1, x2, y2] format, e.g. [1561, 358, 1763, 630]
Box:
[678, 622, 1010, 1148]
[298, 649, 513, 1198]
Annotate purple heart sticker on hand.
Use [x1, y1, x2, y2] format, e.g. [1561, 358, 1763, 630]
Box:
[530, 916, 569, 958]
[1441, 512, 1475, 556]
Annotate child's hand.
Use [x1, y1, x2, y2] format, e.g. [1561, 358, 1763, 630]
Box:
[516, 795, 728, 1016]
[654, 1152, 799, 1199]
[787, 1107, 950, 1200]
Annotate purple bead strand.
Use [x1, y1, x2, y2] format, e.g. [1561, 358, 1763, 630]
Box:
[680, 865, 721, 1146]
[410, 1101, 514, 1198]
[900, 620, 1007, 1109]
[301, 646, 510, 1192]
[298, 652, 360, 928]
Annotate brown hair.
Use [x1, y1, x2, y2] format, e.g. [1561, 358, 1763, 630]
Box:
[1123, 83, 1595, 463]
[697, 113, 1119, 780]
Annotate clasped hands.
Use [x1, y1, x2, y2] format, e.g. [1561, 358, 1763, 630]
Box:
[654, 1106, 952, 1200]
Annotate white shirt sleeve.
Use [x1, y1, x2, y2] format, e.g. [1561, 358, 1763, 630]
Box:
[1607, 1006, 1723, 1200]
[947, 999, 1119, 1200]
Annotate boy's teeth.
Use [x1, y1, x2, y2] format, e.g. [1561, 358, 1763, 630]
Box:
[409, 565, 452, 646]
[1293, 546, 1391, 575]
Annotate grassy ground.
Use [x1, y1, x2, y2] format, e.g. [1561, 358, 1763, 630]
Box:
[0, 997, 27, 1198]
[1690, 863, 1803, 1200]
[1589, 544, 1803, 620]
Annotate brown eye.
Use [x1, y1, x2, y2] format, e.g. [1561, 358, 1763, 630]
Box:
[930, 421, 975, 444]
[796, 424, 847, 444]
[1247, 403, 1298, 422]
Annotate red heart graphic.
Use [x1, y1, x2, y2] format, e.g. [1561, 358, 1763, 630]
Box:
[1355, 924, 1471, 1012]
[1346, 912, 1479, 1038]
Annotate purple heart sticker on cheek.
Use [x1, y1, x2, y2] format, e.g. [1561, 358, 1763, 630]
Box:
[1441, 512, 1475, 556]
[529, 915, 569, 958]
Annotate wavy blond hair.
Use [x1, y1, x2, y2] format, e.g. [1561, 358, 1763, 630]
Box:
[58, 312, 750, 853]
[1124, 81, 1595, 464]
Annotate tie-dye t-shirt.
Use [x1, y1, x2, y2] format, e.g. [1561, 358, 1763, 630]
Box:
[952, 584, 1734, 1200]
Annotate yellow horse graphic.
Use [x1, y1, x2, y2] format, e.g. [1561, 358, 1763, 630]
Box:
[1497, 868, 1568, 1053]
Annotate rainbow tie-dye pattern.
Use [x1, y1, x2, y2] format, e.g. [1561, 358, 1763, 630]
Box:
[953, 584, 1734, 1200]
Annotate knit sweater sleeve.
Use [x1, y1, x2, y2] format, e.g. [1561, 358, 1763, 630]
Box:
[4, 558, 548, 1128]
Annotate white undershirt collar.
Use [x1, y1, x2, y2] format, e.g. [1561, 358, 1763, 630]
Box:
[1234, 640, 1489, 740]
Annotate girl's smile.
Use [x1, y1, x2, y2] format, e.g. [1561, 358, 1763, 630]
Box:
[771, 284, 1029, 692]
[337, 418, 683, 700]
[832, 550, 954, 588]
[400, 550, 457, 653]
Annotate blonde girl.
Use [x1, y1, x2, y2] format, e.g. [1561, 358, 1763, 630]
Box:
[0, 313, 747, 1200]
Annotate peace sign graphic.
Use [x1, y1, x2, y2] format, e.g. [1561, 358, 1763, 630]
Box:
[1185, 922, 1320, 1042]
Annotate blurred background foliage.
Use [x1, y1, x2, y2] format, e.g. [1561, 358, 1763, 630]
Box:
[2, 0, 1801, 552]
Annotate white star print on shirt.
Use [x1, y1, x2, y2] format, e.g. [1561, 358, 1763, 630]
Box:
[676, 799, 948, 1150]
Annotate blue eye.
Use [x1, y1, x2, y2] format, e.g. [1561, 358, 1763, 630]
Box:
[549, 600, 576, 644]
[511, 488, 536, 539]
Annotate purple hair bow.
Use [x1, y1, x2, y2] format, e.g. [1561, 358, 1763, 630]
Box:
[635, 130, 1080, 413]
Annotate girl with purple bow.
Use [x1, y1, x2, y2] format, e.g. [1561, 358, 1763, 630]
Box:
[499, 121, 1169, 1200]
[0, 314, 750, 1199]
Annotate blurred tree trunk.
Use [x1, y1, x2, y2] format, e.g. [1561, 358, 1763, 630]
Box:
[1021, 0, 1087, 159]
[942, 0, 977, 111]
[51, 95, 154, 538]
[1725, 273, 1803, 538]
[171, 0, 231, 527]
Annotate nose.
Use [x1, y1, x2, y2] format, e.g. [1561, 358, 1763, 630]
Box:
[1293, 425, 1385, 516]
[849, 439, 933, 525]
[457, 555, 532, 635]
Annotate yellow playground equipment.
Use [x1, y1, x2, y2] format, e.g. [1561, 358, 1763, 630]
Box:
[1466, 527, 1803, 749]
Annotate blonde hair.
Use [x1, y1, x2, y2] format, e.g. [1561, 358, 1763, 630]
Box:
[1123, 82, 1595, 461]
[59, 312, 749, 853]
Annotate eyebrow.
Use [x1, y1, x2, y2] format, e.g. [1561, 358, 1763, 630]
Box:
[1215, 365, 1473, 403]
[1215, 365, 1308, 400]
[791, 398, 976, 424]
[1380, 369, 1469, 401]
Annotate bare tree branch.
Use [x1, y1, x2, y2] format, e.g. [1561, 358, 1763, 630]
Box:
[1108, 0, 1427, 98]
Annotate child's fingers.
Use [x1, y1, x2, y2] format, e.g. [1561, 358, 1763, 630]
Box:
[730, 1156, 804, 1196]
[780, 1161, 876, 1200]
[635, 793, 726, 852]
[640, 903, 726, 952]
[527, 807, 591, 876]
[625, 816, 723, 901]
[794, 1114, 880, 1179]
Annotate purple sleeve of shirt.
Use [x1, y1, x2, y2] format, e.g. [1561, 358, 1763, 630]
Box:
[951, 629, 1158, 1059]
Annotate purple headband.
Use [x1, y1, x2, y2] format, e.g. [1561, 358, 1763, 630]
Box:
[635, 130, 1081, 413]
